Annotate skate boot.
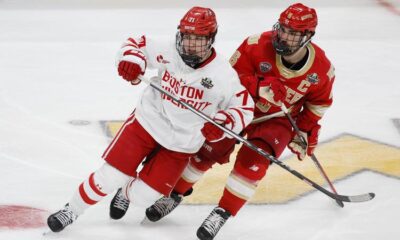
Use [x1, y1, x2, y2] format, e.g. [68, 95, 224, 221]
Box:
[196, 207, 231, 240]
[145, 191, 183, 222]
[110, 188, 130, 220]
[47, 203, 78, 232]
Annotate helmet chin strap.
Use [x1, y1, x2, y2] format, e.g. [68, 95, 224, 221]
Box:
[298, 33, 314, 49]
[290, 35, 313, 56]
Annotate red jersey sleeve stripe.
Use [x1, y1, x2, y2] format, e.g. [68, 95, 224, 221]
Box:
[127, 37, 139, 45]
[218, 111, 235, 130]
[123, 51, 147, 70]
[123, 50, 146, 60]
[230, 108, 245, 129]
[125, 43, 139, 48]
[137, 36, 146, 48]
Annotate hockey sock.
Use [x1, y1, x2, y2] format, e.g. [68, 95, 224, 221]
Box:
[175, 160, 208, 194]
[218, 172, 258, 216]
[127, 178, 162, 207]
[173, 177, 195, 195]
[68, 163, 130, 215]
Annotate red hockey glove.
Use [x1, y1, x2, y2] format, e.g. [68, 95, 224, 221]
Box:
[118, 61, 142, 85]
[258, 77, 286, 106]
[288, 124, 321, 161]
[117, 42, 146, 85]
[201, 111, 234, 142]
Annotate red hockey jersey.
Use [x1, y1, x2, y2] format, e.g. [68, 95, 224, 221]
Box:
[230, 31, 335, 131]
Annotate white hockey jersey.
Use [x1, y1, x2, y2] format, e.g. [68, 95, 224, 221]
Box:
[117, 35, 254, 153]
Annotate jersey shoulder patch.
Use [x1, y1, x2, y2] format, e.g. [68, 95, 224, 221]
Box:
[247, 33, 262, 45]
[229, 50, 241, 66]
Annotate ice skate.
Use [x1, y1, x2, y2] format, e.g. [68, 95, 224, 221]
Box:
[196, 207, 231, 240]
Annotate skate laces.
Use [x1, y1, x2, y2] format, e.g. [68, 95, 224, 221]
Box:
[55, 205, 77, 227]
[202, 208, 229, 235]
[153, 195, 181, 217]
[113, 190, 130, 211]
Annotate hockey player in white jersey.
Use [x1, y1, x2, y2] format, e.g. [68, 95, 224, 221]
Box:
[47, 6, 254, 233]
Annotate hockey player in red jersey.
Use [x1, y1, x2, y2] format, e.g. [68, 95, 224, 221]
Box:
[195, 3, 335, 239]
[46, 6, 254, 233]
[126, 3, 335, 240]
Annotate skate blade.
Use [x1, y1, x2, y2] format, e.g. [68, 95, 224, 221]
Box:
[42, 229, 53, 236]
[140, 216, 151, 225]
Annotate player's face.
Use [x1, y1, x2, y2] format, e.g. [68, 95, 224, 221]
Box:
[277, 25, 304, 51]
[181, 34, 210, 59]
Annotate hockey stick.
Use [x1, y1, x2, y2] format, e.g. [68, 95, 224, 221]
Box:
[251, 111, 285, 124]
[139, 76, 375, 203]
[281, 105, 344, 207]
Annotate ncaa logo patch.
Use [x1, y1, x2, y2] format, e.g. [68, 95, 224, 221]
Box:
[201, 78, 214, 89]
[259, 62, 272, 73]
[307, 73, 319, 84]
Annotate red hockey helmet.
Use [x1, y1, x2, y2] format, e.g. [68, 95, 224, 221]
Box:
[278, 3, 318, 33]
[272, 3, 318, 56]
[176, 7, 218, 68]
[178, 6, 218, 36]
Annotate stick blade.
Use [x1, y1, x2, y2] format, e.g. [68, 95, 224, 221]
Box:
[335, 199, 345, 208]
[338, 192, 375, 203]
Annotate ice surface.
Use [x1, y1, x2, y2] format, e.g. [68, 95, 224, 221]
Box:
[0, 1, 399, 239]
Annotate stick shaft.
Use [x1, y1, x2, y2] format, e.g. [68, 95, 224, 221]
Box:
[140, 76, 347, 202]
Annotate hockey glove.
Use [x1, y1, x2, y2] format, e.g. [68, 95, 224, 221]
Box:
[288, 124, 321, 161]
[117, 43, 146, 85]
[118, 61, 143, 84]
[258, 76, 286, 106]
[201, 111, 234, 142]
